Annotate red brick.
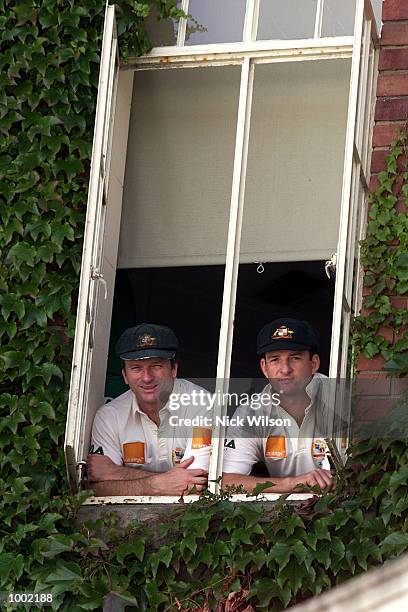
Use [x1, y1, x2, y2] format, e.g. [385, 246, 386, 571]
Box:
[372, 122, 405, 146]
[395, 200, 407, 213]
[375, 98, 408, 121]
[357, 353, 386, 372]
[383, 0, 408, 21]
[379, 49, 408, 71]
[391, 297, 408, 309]
[369, 174, 379, 191]
[381, 22, 408, 46]
[371, 148, 408, 172]
[356, 373, 392, 396]
[378, 74, 408, 96]
[394, 325, 407, 341]
[391, 377, 408, 395]
[354, 397, 395, 421]
[378, 326, 395, 343]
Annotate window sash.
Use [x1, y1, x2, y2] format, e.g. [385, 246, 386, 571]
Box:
[65, 4, 119, 492]
[68, 0, 380, 500]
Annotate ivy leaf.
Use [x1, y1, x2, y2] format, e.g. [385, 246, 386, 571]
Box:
[381, 532, 408, 552]
[103, 592, 138, 611]
[389, 465, 408, 488]
[1, 351, 24, 369]
[46, 561, 82, 584]
[41, 363, 63, 384]
[6, 242, 36, 267]
[268, 542, 290, 570]
[249, 578, 280, 608]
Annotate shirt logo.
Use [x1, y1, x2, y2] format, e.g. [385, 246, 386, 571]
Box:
[192, 427, 212, 449]
[311, 438, 327, 458]
[123, 441, 145, 464]
[272, 326, 294, 340]
[224, 439, 236, 449]
[136, 333, 157, 348]
[265, 436, 287, 459]
[89, 444, 104, 455]
[172, 448, 184, 464]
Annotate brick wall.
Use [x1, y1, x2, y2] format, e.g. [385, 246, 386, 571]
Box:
[356, 0, 408, 419]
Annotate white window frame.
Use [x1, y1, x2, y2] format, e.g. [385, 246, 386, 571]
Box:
[65, 3, 120, 492]
[65, 0, 380, 502]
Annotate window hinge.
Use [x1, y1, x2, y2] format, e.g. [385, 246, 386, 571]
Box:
[325, 253, 337, 280]
[90, 267, 108, 299]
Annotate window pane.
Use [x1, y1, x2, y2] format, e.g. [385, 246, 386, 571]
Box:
[321, 0, 356, 37]
[185, 0, 246, 45]
[257, 0, 317, 40]
[119, 67, 241, 268]
[240, 59, 351, 264]
[144, 6, 179, 47]
[371, 0, 383, 35]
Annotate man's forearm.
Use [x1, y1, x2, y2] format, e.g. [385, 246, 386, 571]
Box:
[222, 472, 294, 494]
[98, 465, 157, 481]
[90, 475, 159, 496]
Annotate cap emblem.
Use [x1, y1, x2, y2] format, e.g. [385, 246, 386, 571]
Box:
[272, 326, 294, 340]
[136, 333, 157, 348]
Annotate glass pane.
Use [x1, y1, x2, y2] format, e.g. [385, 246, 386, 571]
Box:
[119, 66, 241, 269]
[144, 6, 179, 47]
[185, 0, 246, 45]
[257, 0, 317, 41]
[321, 0, 356, 37]
[240, 59, 351, 264]
[371, 0, 383, 35]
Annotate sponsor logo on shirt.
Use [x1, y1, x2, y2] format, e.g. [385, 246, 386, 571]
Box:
[172, 447, 185, 464]
[311, 438, 327, 458]
[192, 427, 212, 449]
[265, 436, 287, 459]
[224, 439, 236, 449]
[123, 441, 145, 464]
[89, 444, 104, 455]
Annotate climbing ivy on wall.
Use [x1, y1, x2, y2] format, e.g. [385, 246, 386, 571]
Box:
[352, 132, 408, 374]
[2, 1, 408, 609]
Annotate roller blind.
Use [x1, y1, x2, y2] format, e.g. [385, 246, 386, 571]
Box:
[118, 59, 351, 269]
[240, 59, 351, 263]
[118, 66, 240, 269]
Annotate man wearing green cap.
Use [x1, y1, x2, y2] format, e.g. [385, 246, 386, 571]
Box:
[222, 318, 334, 494]
[87, 323, 212, 496]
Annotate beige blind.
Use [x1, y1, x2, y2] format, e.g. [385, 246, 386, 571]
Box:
[118, 67, 240, 269]
[240, 59, 351, 263]
[118, 59, 351, 269]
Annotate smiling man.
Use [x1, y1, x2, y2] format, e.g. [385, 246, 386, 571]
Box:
[222, 318, 334, 494]
[87, 323, 212, 496]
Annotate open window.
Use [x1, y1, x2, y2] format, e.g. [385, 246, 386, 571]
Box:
[65, 0, 381, 500]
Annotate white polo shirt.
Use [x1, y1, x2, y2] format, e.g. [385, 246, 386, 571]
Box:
[223, 373, 331, 477]
[90, 379, 212, 472]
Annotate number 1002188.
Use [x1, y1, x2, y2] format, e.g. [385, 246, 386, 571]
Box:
[7, 592, 53, 604]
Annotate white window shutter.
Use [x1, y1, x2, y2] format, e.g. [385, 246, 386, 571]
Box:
[65, 3, 119, 492]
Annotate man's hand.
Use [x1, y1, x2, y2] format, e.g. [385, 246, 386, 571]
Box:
[290, 468, 334, 491]
[150, 456, 208, 496]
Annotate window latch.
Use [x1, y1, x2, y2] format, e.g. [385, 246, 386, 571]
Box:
[90, 267, 108, 299]
[325, 253, 337, 280]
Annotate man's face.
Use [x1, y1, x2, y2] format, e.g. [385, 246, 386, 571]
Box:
[260, 350, 320, 397]
[122, 357, 177, 407]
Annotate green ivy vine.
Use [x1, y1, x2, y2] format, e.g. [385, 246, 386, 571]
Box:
[1, 0, 408, 609]
[352, 131, 408, 374]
